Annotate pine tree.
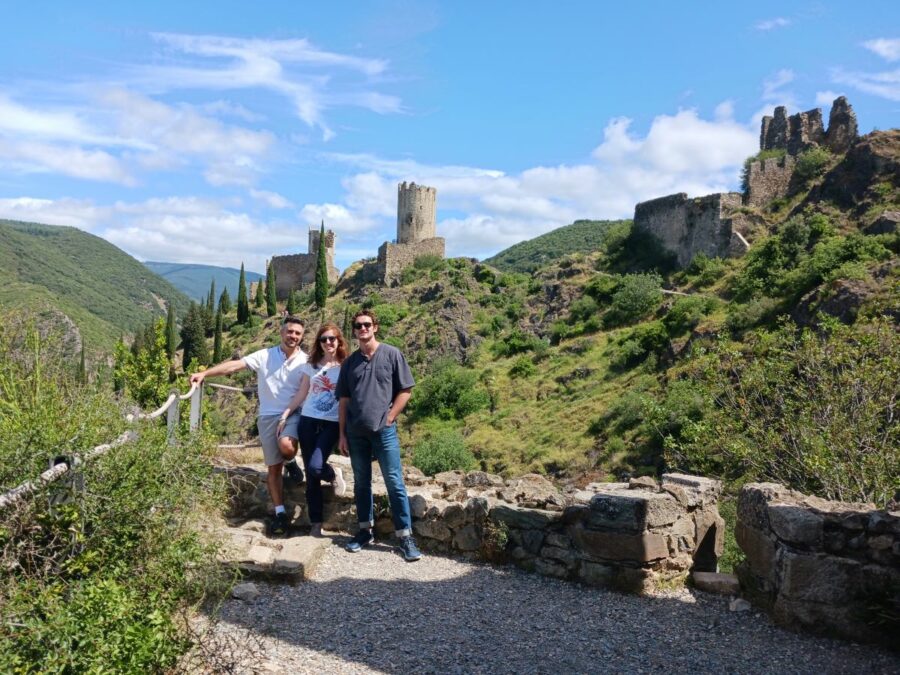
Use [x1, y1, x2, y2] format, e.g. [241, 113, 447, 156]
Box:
[266, 261, 278, 316]
[286, 289, 298, 315]
[314, 221, 329, 309]
[181, 303, 210, 370]
[237, 263, 250, 325]
[213, 310, 225, 363]
[165, 302, 178, 359]
[218, 287, 231, 315]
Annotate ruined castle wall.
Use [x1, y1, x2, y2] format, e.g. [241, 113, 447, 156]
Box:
[377, 237, 446, 285]
[397, 182, 437, 244]
[746, 155, 796, 207]
[633, 192, 747, 267]
[270, 229, 339, 299]
[737, 483, 899, 646]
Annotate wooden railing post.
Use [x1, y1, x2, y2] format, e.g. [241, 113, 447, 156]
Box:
[189, 383, 203, 432]
[166, 390, 180, 445]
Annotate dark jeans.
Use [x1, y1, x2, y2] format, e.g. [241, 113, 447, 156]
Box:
[298, 415, 338, 524]
[347, 423, 412, 536]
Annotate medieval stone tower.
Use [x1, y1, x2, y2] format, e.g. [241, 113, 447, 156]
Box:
[397, 182, 437, 243]
[270, 225, 339, 299]
[377, 181, 445, 285]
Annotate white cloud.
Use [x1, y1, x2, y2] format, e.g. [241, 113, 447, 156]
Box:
[762, 69, 795, 101]
[863, 38, 900, 62]
[832, 66, 900, 101]
[0, 139, 134, 184]
[754, 17, 791, 31]
[250, 189, 293, 209]
[815, 90, 843, 106]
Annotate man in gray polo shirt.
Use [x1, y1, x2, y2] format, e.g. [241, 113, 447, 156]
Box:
[337, 309, 422, 561]
[190, 316, 308, 536]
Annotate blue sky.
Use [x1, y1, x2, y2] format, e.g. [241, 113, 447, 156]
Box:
[0, 1, 897, 273]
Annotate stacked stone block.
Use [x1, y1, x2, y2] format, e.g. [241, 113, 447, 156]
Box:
[377, 182, 445, 285]
[270, 228, 339, 299]
[736, 483, 899, 646]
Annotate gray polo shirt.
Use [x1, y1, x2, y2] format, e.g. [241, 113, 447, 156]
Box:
[336, 343, 415, 434]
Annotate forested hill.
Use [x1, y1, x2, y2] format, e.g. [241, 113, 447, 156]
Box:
[0, 220, 190, 351]
[145, 261, 264, 302]
[483, 219, 626, 272]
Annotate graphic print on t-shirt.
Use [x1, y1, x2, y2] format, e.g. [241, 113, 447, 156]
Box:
[309, 369, 338, 416]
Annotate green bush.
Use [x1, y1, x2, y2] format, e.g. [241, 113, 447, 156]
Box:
[413, 254, 446, 271]
[603, 273, 663, 328]
[608, 321, 668, 370]
[725, 297, 781, 332]
[491, 329, 546, 358]
[509, 355, 536, 379]
[667, 316, 900, 506]
[740, 148, 786, 193]
[683, 254, 727, 287]
[663, 295, 717, 337]
[411, 429, 478, 476]
[409, 360, 490, 420]
[585, 274, 621, 302]
[568, 296, 599, 324]
[794, 146, 832, 182]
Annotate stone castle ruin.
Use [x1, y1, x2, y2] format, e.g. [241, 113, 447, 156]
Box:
[377, 182, 446, 284]
[634, 97, 859, 268]
[269, 227, 339, 299]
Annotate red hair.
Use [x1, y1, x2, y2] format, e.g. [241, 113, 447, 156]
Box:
[308, 323, 348, 366]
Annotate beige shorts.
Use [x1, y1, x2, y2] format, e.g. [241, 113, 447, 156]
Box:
[258, 414, 297, 466]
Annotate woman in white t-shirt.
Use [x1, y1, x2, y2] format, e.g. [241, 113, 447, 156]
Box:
[277, 323, 348, 536]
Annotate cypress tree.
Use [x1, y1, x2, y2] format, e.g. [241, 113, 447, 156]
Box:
[266, 261, 278, 316]
[181, 303, 210, 370]
[204, 279, 216, 333]
[78, 341, 87, 384]
[236, 263, 250, 324]
[254, 275, 265, 308]
[218, 287, 231, 315]
[212, 310, 225, 363]
[314, 221, 329, 309]
[165, 302, 178, 359]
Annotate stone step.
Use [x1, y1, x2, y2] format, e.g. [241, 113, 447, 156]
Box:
[217, 519, 332, 582]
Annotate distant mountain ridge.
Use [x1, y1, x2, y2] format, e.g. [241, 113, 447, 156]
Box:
[483, 219, 627, 273]
[144, 261, 264, 302]
[0, 220, 190, 350]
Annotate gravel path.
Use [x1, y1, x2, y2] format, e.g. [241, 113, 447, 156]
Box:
[206, 536, 898, 674]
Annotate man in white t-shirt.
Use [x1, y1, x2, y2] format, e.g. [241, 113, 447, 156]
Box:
[190, 316, 308, 535]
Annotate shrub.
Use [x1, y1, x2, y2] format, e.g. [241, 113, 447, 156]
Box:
[568, 296, 599, 324]
[409, 360, 490, 420]
[667, 317, 900, 506]
[740, 148, 786, 193]
[413, 254, 446, 271]
[603, 273, 663, 328]
[491, 329, 546, 358]
[608, 321, 668, 370]
[725, 297, 781, 332]
[684, 254, 726, 287]
[411, 429, 478, 476]
[585, 274, 621, 302]
[509, 355, 536, 379]
[794, 146, 832, 182]
[663, 295, 717, 337]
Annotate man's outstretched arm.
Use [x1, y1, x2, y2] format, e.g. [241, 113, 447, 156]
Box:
[189, 359, 247, 386]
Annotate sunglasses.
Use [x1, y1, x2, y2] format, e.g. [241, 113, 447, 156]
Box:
[353, 322, 374, 330]
[318, 335, 338, 344]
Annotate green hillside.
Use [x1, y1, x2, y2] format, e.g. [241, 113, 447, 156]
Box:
[0, 220, 191, 351]
[144, 261, 264, 302]
[483, 219, 626, 272]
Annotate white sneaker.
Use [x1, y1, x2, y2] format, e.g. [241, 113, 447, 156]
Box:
[332, 467, 346, 496]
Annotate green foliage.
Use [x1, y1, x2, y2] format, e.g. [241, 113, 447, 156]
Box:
[508, 355, 536, 379]
[740, 148, 786, 193]
[491, 329, 547, 358]
[411, 427, 478, 475]
[663, 295, 717, 337]
[608, 320, 668, 371]
[265, 263, 277, 317]
[484, 219, 625, 273]
[667, 317, 900, 506]
[165, 302, 178, 360]
[682, 253, 727, 287]
[114, 319, 173, 410]
[218, 287, 231, 315]
[584, 274, 620, 302]
[286, 289, 298, 315]
[212, 311, 225, 363]
[180, 303, 210, 371]
[0, 220, 190, 350]
[0, 313, 124, 487]
[409, 359, 491, 421]
[254, 277, 265, 309]
[600, 221, 677, 274]
[236, 263, 250, 325]
[794, 146, 832, 182]
[603, 273, 663, 328]
[205, 279, 216, 332]
[414, 254, 446, 271]
[315, 222, 329, 309]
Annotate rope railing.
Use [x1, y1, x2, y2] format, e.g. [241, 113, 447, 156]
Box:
[1, 382, 206, 512]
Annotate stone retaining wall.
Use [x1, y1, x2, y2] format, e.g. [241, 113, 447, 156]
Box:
[736, 483, 899, 646]
[220, 461, 723, 593]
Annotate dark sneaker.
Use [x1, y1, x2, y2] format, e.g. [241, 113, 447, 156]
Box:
[284, 459, 304, 484]
[345, 529, 374, 552]
[270, 512, 289, 537]
[398, 535, 422, 562]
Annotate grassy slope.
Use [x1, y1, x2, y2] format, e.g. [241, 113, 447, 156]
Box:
[0, 220, 191, 350]
[144, 261, 264, 302]
[484, 219, 626, 273]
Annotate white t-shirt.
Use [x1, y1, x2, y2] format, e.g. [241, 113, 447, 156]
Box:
[300, 362, 341, 422]
[242, 346, 308, 416]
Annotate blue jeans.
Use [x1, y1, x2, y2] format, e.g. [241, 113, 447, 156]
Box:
[298, 415, 338, 524]
[347, 423, 412, 536]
